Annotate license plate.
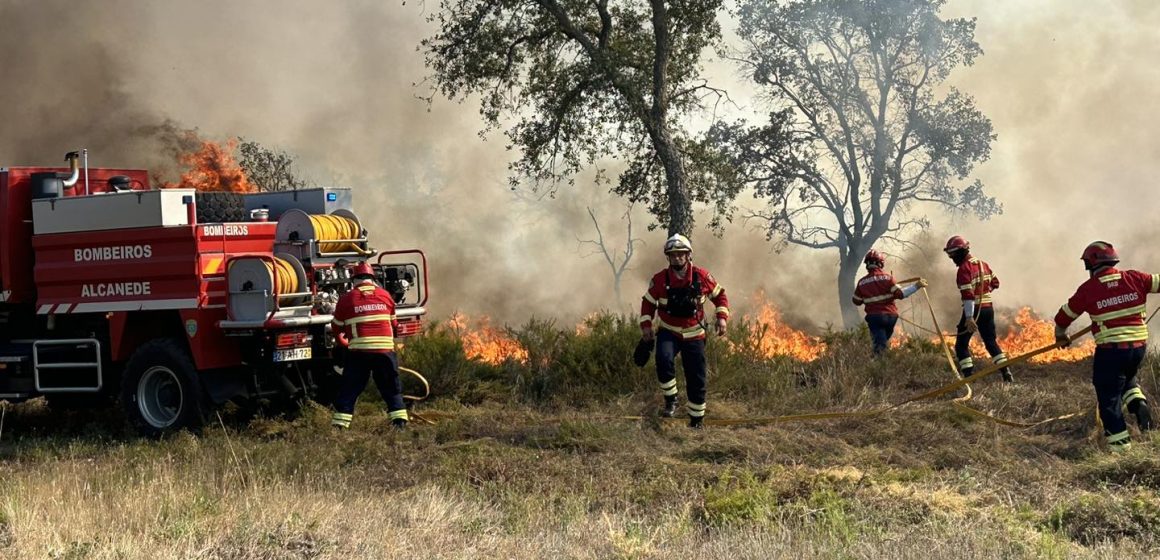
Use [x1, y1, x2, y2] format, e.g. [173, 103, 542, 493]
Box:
[273, 347, 312, 362]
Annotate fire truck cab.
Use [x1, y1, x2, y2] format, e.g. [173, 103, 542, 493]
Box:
[0, 152, 428, 436]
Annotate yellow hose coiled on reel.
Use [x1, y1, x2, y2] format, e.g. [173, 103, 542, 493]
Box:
[309, 214, 373, 255]
[264, 258, 300, 295]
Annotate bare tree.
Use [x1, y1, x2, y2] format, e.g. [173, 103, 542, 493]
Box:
[712, 0, 999, 327]
[578, 205, 642, 308]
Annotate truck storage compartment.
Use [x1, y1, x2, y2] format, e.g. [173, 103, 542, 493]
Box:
[31, 188, 195, 234]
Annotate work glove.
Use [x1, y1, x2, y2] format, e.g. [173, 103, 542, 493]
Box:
[964, 317, 979, 333]
[641, 326, 655, 342]
[633, 338, 655, 367]
[715, 317, 728, 336]
[1054, 325, 1070, 348]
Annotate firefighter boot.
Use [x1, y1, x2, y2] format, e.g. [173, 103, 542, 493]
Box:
[1001, 367, 1015, 383]
[392, 418, 408, 431]
[660, 396, 679, 418]
[688, 416, 704, 430]
[1128, 399, 1153, 432]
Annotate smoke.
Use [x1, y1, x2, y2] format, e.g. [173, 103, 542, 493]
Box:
[938, 0, 1160, 315]
[2, 0, 1156, 333]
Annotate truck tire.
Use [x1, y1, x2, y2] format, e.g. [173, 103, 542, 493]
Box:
[120, 338, 206, 437]
[195, 192, 247, 223]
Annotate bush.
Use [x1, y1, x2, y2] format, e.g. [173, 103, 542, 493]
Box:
[400, 311, 958, 415]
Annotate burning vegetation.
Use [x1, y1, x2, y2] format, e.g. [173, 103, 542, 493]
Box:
[163, 136, 256, 193]
[446, 312, 529, 365]
[895, 307, 1095, 364]
[975, 306, 1094, 364]
[439, 300, 1094, 368]
[738, 291, 827, 362]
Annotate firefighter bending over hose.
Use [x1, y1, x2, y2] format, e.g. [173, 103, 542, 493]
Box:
[639, 234, 729, 429]
[1054, 241, 1155, 452]
[330, 262, 409, 430]
[944, 236, 1015, 382]
[851, 249, 927, 355]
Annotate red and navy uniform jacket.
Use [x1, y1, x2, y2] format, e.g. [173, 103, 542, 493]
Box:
[852, 270, 904, 316]
[956, 255, 1000, 308]
[332, 282, 398, 353]
[1055, 267, 1160, 346]
[639, 265, 729, 340]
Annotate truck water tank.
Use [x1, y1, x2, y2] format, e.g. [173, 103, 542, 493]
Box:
[30, 172, 70, 199]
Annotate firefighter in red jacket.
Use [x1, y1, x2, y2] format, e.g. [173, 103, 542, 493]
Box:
[944, 236, 1014, 382]
[330, 262, 409, 430]
[1054, 241, 1155, 451]
[640, 234, 729, 429]
[852, 249, 927, 355]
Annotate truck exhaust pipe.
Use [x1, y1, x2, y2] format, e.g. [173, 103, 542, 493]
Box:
[62, 151, 80, 188]
[29, 151, 82, 200]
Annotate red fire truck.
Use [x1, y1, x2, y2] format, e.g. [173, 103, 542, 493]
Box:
[0, 152, 428, 436]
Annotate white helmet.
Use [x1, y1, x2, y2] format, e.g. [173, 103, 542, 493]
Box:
[663, 234, 692, 254]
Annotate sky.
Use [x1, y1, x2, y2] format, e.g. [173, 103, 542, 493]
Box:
[1, 0, 1156, 333]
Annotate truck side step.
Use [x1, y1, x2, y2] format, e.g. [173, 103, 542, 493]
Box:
[33, 338, 103, 393]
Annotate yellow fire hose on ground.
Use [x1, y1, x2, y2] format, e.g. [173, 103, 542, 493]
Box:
[399, 366, 437, 425]
[912, 286, 1089, 428]
[309, 214, 373, 256]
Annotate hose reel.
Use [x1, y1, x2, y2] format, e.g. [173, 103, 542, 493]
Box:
[227, 253, 309, 322]
[274, 208, 373, 259]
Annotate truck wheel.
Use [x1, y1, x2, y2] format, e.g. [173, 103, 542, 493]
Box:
[120, 339, 205, 437]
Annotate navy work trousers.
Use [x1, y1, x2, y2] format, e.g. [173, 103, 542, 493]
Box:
[954, 307, 1008, 376]
[866, 314, 898, 355]
[335, 351, 405, 415]
[655, 329, 708, 408]
[1093, 345, 1147, 441]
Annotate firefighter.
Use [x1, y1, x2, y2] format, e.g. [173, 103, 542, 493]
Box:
[944, 236, 1015, 382]
[851, 249, 927, 355]
[1054, 241, 1155, 451]
[330, 262, 409, 430]
[640, 234, 729, 429]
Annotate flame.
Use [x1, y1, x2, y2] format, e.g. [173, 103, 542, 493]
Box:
[740, 291, 827, 361]
[574, 312, 600, 336]
[446, 312, 529, 365]
[164, 137, 256, 193]
[972, 306, 1094, 364]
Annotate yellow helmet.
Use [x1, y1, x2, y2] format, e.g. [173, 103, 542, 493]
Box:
[663, 234, 692, 254]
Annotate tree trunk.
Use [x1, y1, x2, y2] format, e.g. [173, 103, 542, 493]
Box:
[613, 274, 624, 311]
[653, 126, 693, 237]
[838, 252, 862, 329]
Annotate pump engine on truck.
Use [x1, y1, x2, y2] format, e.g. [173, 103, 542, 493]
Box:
[0, 151, 429, 436]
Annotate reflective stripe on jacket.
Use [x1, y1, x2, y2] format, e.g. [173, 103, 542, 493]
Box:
[640, 265, 729, 340]
[1055, 268, 1160, 345]
[852, 270, 905, 316]
[333, 282, 398, 353]
[956, 256, 999, 307]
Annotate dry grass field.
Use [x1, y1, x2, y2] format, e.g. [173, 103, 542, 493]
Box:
[2, 314, 1159, 559]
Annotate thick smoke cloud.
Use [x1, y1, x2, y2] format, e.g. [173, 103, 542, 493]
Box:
[1, 0, 1155, 333]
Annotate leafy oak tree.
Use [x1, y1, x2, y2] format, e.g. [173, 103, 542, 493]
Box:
[236, 139, 308, 192]
[712, 0, 999, 327]
[420, 0, 735, 235]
